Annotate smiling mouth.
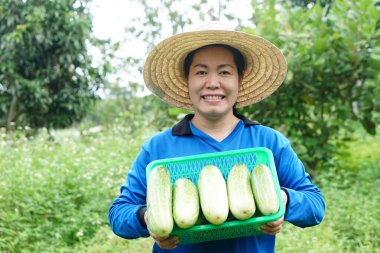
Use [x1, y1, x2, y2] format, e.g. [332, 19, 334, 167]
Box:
[202, 95, 225, 100]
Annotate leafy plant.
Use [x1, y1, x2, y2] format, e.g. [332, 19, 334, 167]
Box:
[242, 0, 380, 170]
[276, 128, 380, 252]
[0, 125, 149, 252]
[0, 0, 104, 133]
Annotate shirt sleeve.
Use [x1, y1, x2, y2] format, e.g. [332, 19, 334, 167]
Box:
[108, 146, 151, 239]
[275, 141, 326, 228]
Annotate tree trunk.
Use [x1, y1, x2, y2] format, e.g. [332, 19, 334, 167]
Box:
[6, 94, 17, 134]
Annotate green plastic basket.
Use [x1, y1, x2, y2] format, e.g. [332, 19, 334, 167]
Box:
[146, 147, 285, 244]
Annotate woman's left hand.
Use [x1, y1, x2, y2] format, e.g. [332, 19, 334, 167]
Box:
[261, 189, 288, 235]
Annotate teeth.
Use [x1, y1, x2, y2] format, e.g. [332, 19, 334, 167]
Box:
[203, 95, 223, 100]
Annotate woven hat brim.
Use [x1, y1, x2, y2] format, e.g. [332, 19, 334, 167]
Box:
[143, 30, 287, 110]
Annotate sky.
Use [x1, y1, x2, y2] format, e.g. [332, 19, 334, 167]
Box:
[89, 0, 254, 96]
[90, 0, 253, 42]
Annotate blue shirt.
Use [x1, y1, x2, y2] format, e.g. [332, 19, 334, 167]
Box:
[109, 114, 325, 253]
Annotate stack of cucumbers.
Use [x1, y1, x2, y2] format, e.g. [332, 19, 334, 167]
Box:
[146, 164, 280, 238]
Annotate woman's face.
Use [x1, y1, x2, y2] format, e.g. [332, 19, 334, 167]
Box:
[187, 46, 240, 120]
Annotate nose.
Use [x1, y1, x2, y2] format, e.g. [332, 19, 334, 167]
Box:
[205, 73, 220, 89]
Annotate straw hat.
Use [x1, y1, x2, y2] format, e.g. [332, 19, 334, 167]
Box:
[143, 23, 287, 110]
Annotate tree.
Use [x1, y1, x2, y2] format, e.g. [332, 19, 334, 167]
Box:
[243, 0, 380, 170]
[0, 0, 103, 133]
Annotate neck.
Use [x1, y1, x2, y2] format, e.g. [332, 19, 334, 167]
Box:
[191, 111, 240, 142]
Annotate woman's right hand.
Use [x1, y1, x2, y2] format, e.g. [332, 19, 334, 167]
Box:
[144, 211, 180, 249]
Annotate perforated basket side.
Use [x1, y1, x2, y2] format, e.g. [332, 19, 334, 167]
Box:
[172, 218, 267, 244]
[145, 147, 285, 244]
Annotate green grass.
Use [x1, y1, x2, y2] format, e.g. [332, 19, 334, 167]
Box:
[0, 127, 379, 252]
[74, 226, 153, 253]
[0, 126, 153, 253]
[276, 131, 380, 253]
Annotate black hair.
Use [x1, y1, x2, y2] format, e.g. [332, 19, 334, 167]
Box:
[183, 44, 246, 80]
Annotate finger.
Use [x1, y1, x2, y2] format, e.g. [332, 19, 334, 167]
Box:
[156, 236, 180, 249]
[261, 222, 280, 230]
[144, 211, 148, 223]
[261, 217, 284, 235]
[266, 216, 284, 227]
[281, 190, 288, 207]
[159, 239, 179, 249]
[266, 219, 282, 228]
[148, 229, 169, 241]
[148, 230, 179, 249]
[261, 224, 282, 235]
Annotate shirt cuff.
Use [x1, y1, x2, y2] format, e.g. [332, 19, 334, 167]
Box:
[137, 206, 147, 229]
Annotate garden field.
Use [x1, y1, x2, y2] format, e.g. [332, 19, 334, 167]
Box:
[0, 126, 379, 253]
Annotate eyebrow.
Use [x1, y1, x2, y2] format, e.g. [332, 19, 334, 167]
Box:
[192, 64, 234, 69]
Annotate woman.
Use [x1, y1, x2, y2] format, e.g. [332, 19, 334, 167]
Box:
[109, 23, 325, 253]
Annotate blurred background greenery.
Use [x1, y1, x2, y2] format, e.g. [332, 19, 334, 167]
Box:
[0, 0, 379, 252]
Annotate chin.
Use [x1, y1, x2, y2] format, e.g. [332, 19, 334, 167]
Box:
[198, 108, 232, 119]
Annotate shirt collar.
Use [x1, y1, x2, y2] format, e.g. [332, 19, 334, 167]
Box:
[172, 113, 260, 136]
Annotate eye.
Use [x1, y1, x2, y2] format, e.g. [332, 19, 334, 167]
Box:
[219, 70, 231, 75]
[195, 70, 207, 76]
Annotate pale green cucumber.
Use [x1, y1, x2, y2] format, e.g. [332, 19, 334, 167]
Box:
[146, 165, 173, 237]
[251, 164, 279, 215]
[198, 165, 229, 225]
[227, 164, 256, 220]
[173, 178, 200, 229]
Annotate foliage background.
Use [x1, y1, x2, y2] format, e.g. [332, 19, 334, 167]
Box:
[0, 0, 105, 132]
[0, 0, 379, 252]
[242, 0, 380, 170]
